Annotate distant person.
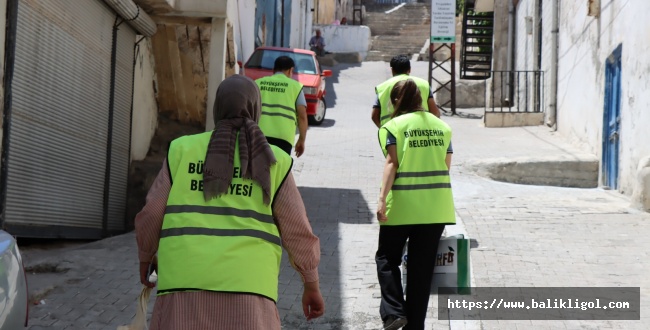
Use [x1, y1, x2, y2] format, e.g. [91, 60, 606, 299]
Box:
[309, 29, 326, 56]
[375, 79, 455, 330]
[340, 17, 348, 25]
[373, 54, 452, 166]
[256, 56, 308, 157]
[372, 55, 441, 127]
[134, 75, 324, 329]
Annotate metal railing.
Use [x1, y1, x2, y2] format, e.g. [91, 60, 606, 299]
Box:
[485, 70, 544, 113]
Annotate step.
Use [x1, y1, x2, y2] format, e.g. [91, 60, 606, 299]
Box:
[462, 67, 492, 73]
[466, 15, 494, 20]
[464, 42, 494, 47]
[465, 33, 493, 38]
[466, 24, 493, 29]
[464, 50, 493, 55]
[463, 60, 492, 66]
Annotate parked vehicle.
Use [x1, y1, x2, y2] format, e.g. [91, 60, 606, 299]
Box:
[0, 231, 28, 329]
[242, 46, 333, 125]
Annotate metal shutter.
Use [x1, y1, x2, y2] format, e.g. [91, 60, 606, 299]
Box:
[3, 0, 135, 238]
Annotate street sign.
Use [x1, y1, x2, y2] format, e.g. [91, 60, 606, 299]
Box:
[431, 0, 456, 43]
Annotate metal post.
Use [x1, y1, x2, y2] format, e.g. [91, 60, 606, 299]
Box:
[103, 16, 122, 237]
[450, 43, 456, 115]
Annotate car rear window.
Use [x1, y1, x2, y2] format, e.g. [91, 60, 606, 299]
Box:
[246, 50, 318, 74]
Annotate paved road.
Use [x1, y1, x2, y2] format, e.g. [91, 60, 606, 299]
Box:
[23, 61, 650, 329]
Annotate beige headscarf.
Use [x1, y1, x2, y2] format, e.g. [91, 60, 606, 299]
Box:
[203, 75, 277, 205]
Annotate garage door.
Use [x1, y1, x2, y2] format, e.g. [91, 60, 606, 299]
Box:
[0, 0, 136, 238]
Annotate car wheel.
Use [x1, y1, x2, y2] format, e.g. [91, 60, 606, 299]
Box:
[308, 98, 326, 125]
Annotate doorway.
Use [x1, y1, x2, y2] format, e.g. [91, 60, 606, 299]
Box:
[602, 45, 622, 189]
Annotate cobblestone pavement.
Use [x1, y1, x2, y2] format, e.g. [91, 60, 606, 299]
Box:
[23, 60, 650, 329]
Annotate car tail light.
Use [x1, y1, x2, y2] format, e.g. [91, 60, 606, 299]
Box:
[303, 87, 318, 96]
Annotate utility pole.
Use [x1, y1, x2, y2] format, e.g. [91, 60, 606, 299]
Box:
[428, 0, 457, 115]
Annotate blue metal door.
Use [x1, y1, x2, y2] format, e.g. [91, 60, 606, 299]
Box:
[602, 45, 622, 189]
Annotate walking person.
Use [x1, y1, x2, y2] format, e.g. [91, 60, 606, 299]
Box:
[256, 56, 309, 157]
[372, 55, 441, 128]
[373, 54, 453, 168]
[375, 79, 456, 330]
[134, 75, 324, 330]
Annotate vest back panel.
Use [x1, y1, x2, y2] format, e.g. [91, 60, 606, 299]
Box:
[257, 74, 303, 146]
[378, 111, 456, 225]
[158, 131, 292, 301]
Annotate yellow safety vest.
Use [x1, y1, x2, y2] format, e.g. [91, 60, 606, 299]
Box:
[378, 111, 456, 225]
[375, 74, 431, 126]
[256, 74, 304, 147]
[157, 131, 293, 302]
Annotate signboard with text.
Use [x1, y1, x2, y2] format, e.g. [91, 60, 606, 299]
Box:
[431, 0, 456, 43]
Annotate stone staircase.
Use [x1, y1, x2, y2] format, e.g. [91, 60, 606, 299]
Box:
[364, 2, 431, 62]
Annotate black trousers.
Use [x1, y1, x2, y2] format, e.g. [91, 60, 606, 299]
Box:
[375, 224, 445, 330]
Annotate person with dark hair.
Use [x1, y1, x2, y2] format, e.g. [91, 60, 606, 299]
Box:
[134, 75, 324, 329]
[375, 79, 455, 330]
[374, 55, 453, 172]
[372, 55, 441, 128]
[256, 56, 309, 157]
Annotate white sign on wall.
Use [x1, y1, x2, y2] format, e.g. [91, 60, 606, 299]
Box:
[431, 0, 456, 42]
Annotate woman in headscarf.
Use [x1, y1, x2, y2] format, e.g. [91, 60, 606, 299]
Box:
[134, 75, 324, 329]
[375, 79, 455, 330]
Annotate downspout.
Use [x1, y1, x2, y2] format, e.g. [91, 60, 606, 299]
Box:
[506, 0, 515, 104]
[547, 0, 559, 130]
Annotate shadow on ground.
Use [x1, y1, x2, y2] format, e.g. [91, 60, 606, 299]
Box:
[311, 118, 336, 128]
[322, 63, 362, 110]
[279, 186, 373, 329]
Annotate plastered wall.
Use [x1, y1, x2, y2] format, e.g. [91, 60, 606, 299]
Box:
[131, 37, 159, 161]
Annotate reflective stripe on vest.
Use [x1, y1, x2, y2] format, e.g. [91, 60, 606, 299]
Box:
[157, 131, 293, 302]
[375, 74, 430, 126]
[378, 111, 456, 226]
[257, 74, 303, 147]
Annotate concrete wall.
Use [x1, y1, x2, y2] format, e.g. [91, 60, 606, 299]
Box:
[489, 0, 510, 107]
[290, 0, 310, 49]
[540, 0, 554, 119]
[314, 0, 335, 25]
[232, 0, 256, 63]
[151, 24, 210, 126]
[515, 0, 535, 71]
[553, 0, 650, 197]
[513, 0, 542, 113]
[131, 38, 159, 161]
[336, 0, 353, 23]
[313, 24, 371, 58]
[164, 0, 228, 17]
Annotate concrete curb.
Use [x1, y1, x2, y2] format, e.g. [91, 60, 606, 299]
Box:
[466, 155, 599, 188]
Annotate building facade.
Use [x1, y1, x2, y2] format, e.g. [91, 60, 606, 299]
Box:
[512, 0, 650, 207]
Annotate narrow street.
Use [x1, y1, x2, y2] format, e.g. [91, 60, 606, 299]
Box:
[24, 61, 650, 329]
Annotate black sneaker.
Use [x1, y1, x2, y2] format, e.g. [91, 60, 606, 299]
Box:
[383, 315, 408, 330]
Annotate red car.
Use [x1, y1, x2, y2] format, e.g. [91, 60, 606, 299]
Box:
[242, 46, 332, 125]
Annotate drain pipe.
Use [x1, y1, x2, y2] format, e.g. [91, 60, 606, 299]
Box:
[547, 0, 559, 129]
[505, 0, 515, 105]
